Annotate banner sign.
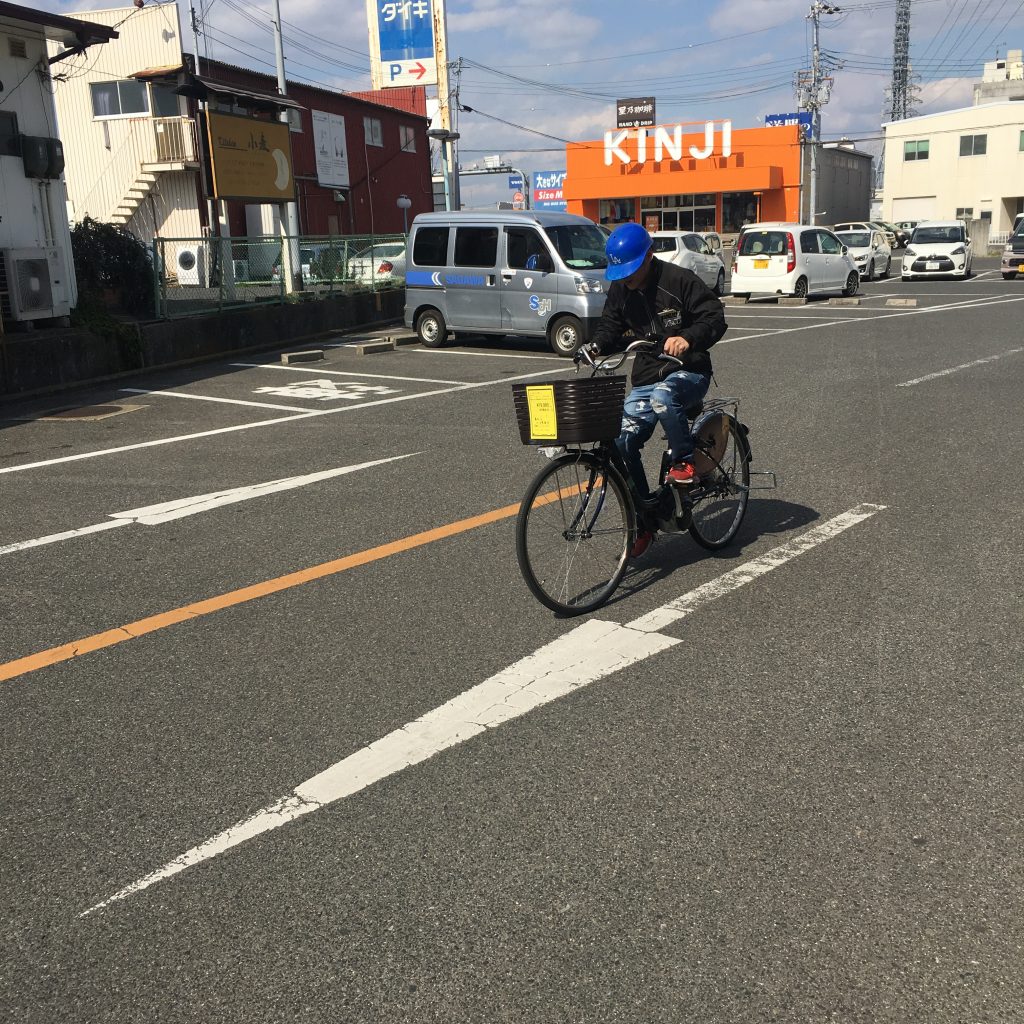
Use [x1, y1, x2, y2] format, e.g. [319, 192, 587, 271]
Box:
[205, 111, 295, 201]
[765, 111, 814, 138]
[532, 169, 567, 211]
[367, 0, 439, 89]
[312, 110, 350, 188]
[616, 97, 655, 129]
[508, 174, 524, 190]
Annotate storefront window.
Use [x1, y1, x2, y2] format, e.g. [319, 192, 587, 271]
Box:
[599, 198, 636, 226]
[722, 192, 760, 233]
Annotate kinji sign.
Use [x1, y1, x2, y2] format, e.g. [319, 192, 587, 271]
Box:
[604, 120, 733, 166]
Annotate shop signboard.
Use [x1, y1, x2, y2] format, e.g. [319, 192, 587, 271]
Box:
[604, 120, 733, 166]
[617, 96, 655, 129]
[765, 111, 814, 138]
[204, 111, 295, 201]
[312, 110, 350, 188]
[532, 169, 567, 211]
[508, 174, 524, 189]
[366, 0, 438, 89]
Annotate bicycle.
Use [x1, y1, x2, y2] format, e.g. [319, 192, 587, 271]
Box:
[513, 339, 765, 616]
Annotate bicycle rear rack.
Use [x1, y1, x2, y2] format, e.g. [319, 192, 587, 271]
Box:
[748, 470, 778, 490]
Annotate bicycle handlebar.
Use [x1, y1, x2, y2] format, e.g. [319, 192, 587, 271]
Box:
[575, 335, 684, 375]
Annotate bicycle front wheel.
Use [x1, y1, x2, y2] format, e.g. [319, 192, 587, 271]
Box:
[689, 416, 750, 550]
[516, 451, 635, 615]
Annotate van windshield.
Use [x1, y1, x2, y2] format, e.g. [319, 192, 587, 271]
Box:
[911, 225, 964, 244]
[837, 231, 871, 247]
[543, 223, 609, 269]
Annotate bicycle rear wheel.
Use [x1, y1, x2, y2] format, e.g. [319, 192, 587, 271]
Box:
[688, 416, 750, 550]
[516, 451, 635, 615]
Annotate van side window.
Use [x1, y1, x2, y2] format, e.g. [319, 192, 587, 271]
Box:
[413, 227, 449, 267]
[454, 227, 498, 267]
[505, 227, 547, 270]
[818, 231, 841, 255]
[800, 231, 819, 254]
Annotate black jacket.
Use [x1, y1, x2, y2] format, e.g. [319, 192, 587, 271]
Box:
[590, 258, 728, 387]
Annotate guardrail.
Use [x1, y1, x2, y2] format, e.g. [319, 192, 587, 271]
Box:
[152, 233, 407, 319]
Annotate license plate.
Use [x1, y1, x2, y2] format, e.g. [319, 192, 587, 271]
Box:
[926, 262, 941, 270]
[753, 259, 769, 270]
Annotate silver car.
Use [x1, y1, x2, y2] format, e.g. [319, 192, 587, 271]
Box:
[650, 231, 727, 294]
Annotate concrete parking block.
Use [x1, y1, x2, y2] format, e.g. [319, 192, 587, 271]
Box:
[354, 340, 395, 355]
[829, 298, 861, 306]
[392, 335, 420, 347]
[779, 297, 807, 306]
[281, 350, 325, 364]
[722, 296, 748, 305]
[886, 298, 918, 307]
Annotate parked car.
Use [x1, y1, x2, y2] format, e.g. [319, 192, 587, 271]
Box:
[271, 242, 344, 284]
[1001, 216, 1024, 280]
[875, 219, 909, 248]
[902, 220, 973, 280]
[894, 220, 918, 235]
[347, 242, 407, 284]
[835, 228, 892, 280]
[833, 220, 898, 249]
[699, 231, 724, 262]
[730, 224, 859, 299]
[650, 231, 726, 294]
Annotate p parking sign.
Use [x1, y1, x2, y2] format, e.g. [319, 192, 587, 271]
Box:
[367, 0, 439, 89]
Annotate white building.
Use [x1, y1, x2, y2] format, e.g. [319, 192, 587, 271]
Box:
[0, 1, 116, 324]
[881, 100, 1024, 233]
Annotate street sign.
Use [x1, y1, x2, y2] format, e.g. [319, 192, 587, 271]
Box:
[366, 0, 439, 89]
[513, 191, 524, 204]
[765, 111, 814, 138]
[508, 174, 524, 190]
[616, 96, 655, 129]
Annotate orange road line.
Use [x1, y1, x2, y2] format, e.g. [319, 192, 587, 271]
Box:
[0, 484, 583, 684]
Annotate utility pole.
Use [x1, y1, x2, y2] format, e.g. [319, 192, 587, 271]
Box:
[271, 0, 302, 292]
[801, 2, 840, 225]
[432, 1, 459, 210]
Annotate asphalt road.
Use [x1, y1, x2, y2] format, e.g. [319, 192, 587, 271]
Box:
[2, 257, 1023, 1022]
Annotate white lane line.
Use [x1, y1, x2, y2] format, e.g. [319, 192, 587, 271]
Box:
[120, 388, 311, 413]
[0, 367, 565, 476]
[0, 456, 418, 556]
[896, 346, 1024, 387]
[229, 363, 466, 385]
[413, 349, 561, 360]
[81, 502, 885, 916]
[0, 519, 130, 557]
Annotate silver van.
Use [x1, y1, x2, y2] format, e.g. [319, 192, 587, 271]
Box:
[403, 210, 610, 356]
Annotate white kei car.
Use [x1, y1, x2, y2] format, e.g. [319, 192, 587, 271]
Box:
[901, 221, 973, 280]
[650, 231, 727, 294]
[835, 228, 892, 280]
[730, 224, 860, 299]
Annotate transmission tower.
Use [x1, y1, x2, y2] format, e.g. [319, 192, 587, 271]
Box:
[888, 0, 913, 121]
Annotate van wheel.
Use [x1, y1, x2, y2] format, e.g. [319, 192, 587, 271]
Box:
[842, 272, 860, 297]
[549, 315, 583, 357]
[714, 269, 726, 295]
[793, 276, 808, 299]
[416, 308, 448, 348]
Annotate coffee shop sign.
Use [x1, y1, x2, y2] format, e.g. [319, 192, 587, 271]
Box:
[604, 120, 733, 166]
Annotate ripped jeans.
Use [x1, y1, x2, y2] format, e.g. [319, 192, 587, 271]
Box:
[615, 370, 711, 498]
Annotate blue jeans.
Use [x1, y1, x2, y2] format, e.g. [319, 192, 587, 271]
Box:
[615, 371, 711, 498]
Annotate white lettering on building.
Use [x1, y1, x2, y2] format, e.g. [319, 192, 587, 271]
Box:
[604, 120, 733, 166]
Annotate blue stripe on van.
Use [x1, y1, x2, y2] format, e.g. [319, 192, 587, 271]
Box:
[406, 270, 441, 286]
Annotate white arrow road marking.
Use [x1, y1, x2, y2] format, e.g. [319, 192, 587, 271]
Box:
[0, 455, 417, 556]
[81, 502, 886, 917]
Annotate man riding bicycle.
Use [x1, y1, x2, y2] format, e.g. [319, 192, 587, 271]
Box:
[586, 222, 728, 557]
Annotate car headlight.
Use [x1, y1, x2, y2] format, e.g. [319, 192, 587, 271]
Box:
[904, 248, 916, 258]
[1005, 244, 1014, 254]
[855, 254, 868, 262]
[950, 245, 965, 256]
[575, 276, 603, 294]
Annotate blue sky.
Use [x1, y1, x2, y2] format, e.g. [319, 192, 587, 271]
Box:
[39, 0, 1024, 207]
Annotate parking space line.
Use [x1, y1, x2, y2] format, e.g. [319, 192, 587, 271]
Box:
[78, 502, 886, 915]
[229, 362, 465, 385]
[120, 388, 311, 412]
[413, 349, 561, 360]
[896, 346, 1024, 387]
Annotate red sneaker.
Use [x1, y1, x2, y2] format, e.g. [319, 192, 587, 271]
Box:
[629, 530, 654, 559]
[666, 461, 697, 486]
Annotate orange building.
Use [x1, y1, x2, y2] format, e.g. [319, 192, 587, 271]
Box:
[564, 121, 804, 235]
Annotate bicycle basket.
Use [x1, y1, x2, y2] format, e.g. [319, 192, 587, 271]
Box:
[511, 376, 626, 445]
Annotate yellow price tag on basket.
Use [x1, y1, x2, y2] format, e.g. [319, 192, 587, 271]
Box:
[525, 384, 558, 440]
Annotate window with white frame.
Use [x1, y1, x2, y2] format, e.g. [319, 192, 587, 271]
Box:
[959, 134, 987, 157]
[399, 124, 416, 152]
[364, 116, 383, 147]
[903, 139, 929, 161]
[90, 80, 150, 118]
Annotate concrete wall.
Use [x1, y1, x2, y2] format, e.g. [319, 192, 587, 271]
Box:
[1, 289, 404, 398]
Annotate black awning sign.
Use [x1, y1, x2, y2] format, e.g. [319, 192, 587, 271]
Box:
[617, 97, 655, 129]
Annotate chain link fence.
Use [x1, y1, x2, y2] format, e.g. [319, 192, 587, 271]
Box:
[152, 234, 407, 319]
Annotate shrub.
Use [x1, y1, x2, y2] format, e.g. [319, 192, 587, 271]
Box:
[70, 217, 154, 317]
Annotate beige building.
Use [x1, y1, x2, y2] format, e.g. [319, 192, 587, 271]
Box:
[881, 100, 1024, 232]
[974, 49, 1024, 105]
[47, 4, 204, 241]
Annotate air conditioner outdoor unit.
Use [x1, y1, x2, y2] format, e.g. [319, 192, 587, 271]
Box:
[176, 244, 206, 286]
[232, 259, 249, 281]
[0, 247, 71, 322]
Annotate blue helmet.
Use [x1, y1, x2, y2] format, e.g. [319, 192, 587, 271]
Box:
[605, 222, 652, 281]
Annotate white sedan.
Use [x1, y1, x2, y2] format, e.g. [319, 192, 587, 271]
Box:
[347, 242, 407, 284]
[650, 231, 727, 294]
[835, 229, 892, 280]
